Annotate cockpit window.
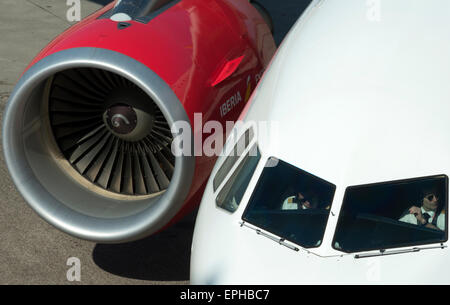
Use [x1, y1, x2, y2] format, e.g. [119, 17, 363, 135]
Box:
[333, 175, 448, 253]
[216, 146, 261, 213]
[213, 128, 254, 192]
[242, 158, 336, 248]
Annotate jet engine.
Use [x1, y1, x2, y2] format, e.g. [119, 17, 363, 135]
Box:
[3, 0, 276, 243]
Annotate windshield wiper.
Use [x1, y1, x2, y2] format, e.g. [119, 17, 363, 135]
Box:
[354, 244, 447, 259]
[240, 221, 299, 252]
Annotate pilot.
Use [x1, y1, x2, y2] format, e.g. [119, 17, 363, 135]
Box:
[398, 188, 445, 231]
[281, 190, 319, 210]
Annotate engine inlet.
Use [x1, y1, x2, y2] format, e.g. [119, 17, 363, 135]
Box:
[48, 68, 175, 196]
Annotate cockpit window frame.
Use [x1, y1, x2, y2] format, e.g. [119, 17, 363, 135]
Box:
[332, 174, 449, 254]
[213, 127, 254, 192]
[241, 157, 337, 249]
[215, 145, 261, 213]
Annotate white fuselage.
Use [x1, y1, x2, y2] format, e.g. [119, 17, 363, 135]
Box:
[191, 0, 450, 284]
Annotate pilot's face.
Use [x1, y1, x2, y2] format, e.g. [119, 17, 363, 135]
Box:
[298, 192, 315, 209]
[423, 193, 439, 211]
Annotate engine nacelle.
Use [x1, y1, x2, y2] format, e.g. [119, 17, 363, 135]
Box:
[3, 0, 275, 243]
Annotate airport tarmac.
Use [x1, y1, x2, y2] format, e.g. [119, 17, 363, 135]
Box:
[0, 0, 310, 284]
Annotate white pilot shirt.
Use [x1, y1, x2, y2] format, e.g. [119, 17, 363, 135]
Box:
[399, 207, 445, 231]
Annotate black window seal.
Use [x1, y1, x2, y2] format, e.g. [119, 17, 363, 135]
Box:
[331, 174, 449, 254]
[241, 157, 337, 249]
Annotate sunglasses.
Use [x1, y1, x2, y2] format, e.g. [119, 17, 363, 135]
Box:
[424, 194, 438, 201]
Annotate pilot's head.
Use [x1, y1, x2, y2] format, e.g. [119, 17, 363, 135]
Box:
[297, 191, 319, 209]
[421, 186, 441, 212]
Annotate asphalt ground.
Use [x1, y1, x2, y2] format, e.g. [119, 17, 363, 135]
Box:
[0, 0, 311, 284]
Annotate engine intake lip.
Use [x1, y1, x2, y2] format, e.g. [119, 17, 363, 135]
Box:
[3, 47, 195, 243]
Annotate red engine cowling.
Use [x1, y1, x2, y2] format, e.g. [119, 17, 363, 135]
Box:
[3, 0, 275, 243]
